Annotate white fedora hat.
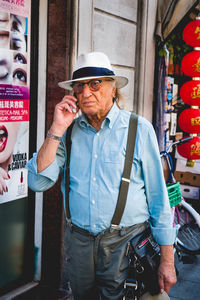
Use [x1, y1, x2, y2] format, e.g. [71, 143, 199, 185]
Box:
[58, 52, 128, 90]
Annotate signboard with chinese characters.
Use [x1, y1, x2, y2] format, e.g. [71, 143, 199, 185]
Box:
[0, 0, 30, 203]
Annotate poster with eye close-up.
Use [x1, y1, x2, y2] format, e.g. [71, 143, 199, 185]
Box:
[0, 1, 30, 204]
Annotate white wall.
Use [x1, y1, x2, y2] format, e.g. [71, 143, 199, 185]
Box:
[76, 0, 158, 122]
[77, 0, 138, 112]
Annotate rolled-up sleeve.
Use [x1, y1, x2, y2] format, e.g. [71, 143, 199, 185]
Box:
[26, 138, 66, 192]
[141, 123, 177, 245]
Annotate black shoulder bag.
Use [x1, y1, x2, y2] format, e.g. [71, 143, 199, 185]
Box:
[65, 114, 160, 297]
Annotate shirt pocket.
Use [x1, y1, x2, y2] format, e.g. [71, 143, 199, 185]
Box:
[104, 150, 123, 163]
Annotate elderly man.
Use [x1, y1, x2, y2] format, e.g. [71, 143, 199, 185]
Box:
[26, 52, 176, 300]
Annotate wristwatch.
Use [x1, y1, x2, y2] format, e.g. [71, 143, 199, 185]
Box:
[47, 130, 62, 142]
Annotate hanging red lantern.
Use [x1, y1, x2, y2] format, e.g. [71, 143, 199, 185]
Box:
[178, 108, 200, 133]
[183, 19, 200, 47]
[180, 80, 200, 105]
[181, 50, 200, 77]
[179, 19, 200, 161]
[177, 136, 200, 160]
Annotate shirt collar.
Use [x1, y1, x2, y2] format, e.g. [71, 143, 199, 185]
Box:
[105, 102, 120, 129]
[78, 102, 120, 130]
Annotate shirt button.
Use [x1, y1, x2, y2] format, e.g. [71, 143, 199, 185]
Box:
[96, 132, 100, 136]
[93, 177, 96, 182]
[94, 154, 98, 159]
[93, 224, 96, 228]
[92, 200, 95, 204]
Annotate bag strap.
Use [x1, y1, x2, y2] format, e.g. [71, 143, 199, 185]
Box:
[110, 113, 138, 227]
[65, 121, 75, 219]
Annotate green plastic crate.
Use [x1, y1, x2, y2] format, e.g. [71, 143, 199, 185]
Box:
[167, 182, 182, 208]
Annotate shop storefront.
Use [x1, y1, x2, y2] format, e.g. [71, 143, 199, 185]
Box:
[154, 0, 200, 212]
[2, 0, 199, 298]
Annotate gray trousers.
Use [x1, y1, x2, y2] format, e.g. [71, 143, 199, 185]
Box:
[65, 222, 147, 300]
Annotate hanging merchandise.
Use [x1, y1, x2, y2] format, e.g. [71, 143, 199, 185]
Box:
[166, 76, 174, 112]
[168, 45, 174, 76]
[154, 48, 168, 151]
[178, 17, 200, 161]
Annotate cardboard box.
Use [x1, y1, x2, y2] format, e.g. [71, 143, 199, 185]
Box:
[175, 156, 200, 175]
[174, 171, 200, 187]
[180, 184, 200, 200]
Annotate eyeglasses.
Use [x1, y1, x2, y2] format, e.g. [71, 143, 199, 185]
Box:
[71, 79, 113, 94]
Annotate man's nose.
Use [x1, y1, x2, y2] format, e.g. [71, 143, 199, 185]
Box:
[82, 83, 92, 97]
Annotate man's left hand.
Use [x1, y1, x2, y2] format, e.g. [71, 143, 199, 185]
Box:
[158, 244, 177, 294]
[158, 254, 177, 294]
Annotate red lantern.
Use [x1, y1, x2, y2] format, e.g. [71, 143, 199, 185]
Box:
[178, 108, 200, 133]
[179, 19, 200, 160]
[177, 136, 200, 160]
[180, 80, 200, 105]
[183, 19, 200, 47]
[181, 50, 200, 77]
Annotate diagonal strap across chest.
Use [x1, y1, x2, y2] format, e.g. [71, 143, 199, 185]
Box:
[110, 113, 138, 227]
[65, 113, 138, 225]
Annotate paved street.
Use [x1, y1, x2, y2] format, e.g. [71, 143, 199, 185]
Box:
[169, 252, 200, 300]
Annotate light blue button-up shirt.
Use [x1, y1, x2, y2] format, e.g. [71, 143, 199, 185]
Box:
[26, 103, 176, 245]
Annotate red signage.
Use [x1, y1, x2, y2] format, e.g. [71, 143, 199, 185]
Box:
[0, 99, 29, 122]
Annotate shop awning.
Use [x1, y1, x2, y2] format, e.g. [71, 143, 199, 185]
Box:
[156, 0, 199, 41]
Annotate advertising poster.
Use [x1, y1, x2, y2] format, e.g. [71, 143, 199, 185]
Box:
[0, 0, 30, 204]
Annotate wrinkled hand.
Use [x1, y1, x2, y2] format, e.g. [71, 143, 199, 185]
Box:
[158, 261, 177, 294]
[50, 94, 79, 136]
[0, 167, 9, 195]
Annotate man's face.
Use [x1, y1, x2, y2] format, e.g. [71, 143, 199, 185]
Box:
[74, 78, 116, 117]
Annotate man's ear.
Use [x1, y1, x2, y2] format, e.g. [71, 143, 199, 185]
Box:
[112, 84, 117, 98]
